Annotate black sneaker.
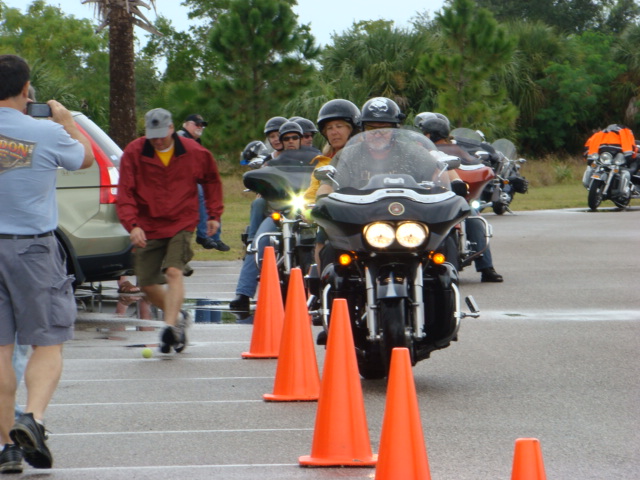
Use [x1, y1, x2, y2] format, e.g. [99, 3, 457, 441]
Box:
[0, 444, 23, 474]
[174, 310, 191, 353]
[159, 326, 176, 354]
[211, 240, 231, 252]
[480, 267, 504, 283]
[9, 413, 52, 469]
[196, 236, 217, 249]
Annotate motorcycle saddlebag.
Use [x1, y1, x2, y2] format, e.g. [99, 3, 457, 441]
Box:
[509, 176, 529, 194]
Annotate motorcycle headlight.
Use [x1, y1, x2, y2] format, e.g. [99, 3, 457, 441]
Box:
[290, 193, 307, 213]
[614, 155, 626, 166]
[364, 222, 395, 248]
[396, 222, 428, 248]
[600, 152, 613, 165]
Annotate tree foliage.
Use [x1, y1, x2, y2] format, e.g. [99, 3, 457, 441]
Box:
[418, 0, 518, 137]
[1, 0, 638, 157]
[185, 0, 320, 153]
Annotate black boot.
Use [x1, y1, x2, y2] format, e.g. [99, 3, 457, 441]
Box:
[229, 294, 250, 310]
[480, 267, 503, 283]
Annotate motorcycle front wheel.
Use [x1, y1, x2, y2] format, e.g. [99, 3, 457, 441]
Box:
[379, 298, 411, 376]
[588, 180, 604, 211]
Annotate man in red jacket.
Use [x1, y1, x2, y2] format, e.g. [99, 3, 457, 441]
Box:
[117, 108, 223, 354]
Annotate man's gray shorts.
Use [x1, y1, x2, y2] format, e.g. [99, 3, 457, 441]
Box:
[0, 235, 76, 346]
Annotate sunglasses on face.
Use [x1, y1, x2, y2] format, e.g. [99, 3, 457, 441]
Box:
[302, 133, 314, 139]
[363, 123, 394, 131]
[282, 135, 301, 141]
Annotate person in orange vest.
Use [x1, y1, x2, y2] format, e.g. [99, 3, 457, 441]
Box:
[582, 124, 639, 189]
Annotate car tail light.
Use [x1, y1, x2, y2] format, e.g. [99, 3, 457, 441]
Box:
[75, 122, 119, 204]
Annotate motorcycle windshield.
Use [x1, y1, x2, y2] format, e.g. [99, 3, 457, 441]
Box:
[492, 139, 517, 160]
[451, 127, 484, 149]
[333, 129, 452, 193]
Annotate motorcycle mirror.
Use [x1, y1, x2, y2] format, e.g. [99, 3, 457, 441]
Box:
[438, 154, 461, 170]
[313, 165, 337, 181]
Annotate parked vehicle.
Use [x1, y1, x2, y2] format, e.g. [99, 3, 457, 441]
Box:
[55, 113, 132, 286]
[451, 128, 528, 214]
[309, 129, 479, 379]
[583, 148, 640, 210]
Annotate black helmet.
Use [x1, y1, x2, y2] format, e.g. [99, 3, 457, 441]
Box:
[360, 97, 405, 126]
[240, 140, 269, 165]
[278, 121, 303, 141]
[418, 112, 450, 139]
[263, 116, 288, 135]
[289, 116, 318, 134]
[316, 99, 361, 134]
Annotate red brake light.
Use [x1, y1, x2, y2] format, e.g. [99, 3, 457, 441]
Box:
[75, 122, 119, 204]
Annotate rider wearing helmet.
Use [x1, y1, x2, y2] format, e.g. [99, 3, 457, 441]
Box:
[416, 112, 451, 143]
[359, 96, 405, 128]
[263, 116, 288, 160]
[303, 99, 362, 206]
[278, 121, 304, 151]
[422, 111, 504, 283]
[290, 116, 319, 148]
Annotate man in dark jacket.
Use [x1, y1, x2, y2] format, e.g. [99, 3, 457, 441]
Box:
[177, 114, 230, 251]
[117, 108, 224, 353]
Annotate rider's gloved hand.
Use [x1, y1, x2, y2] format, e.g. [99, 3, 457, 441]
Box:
[451, 179, 468, 197]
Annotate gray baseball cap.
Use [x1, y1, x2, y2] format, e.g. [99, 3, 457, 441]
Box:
[145, 108, 173, 139]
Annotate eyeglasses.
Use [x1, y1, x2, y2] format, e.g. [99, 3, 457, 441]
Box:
[194, 123, 206, 128]
[282, 135, 301, 141]
[302, 133, 314, 139]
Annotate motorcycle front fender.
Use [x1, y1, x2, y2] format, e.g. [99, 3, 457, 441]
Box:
[376, 273, 409, 299]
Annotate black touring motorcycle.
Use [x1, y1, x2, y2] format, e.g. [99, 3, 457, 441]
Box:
[242, 149, 318, 298]
[308, 129, 479, 379]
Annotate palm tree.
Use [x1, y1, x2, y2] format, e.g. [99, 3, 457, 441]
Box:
[82, 0, 159, 148]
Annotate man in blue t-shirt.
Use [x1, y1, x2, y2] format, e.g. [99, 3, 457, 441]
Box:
[0, 55, 94, 473]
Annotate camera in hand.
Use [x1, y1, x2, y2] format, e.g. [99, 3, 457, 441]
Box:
[27, 102, 52, 118]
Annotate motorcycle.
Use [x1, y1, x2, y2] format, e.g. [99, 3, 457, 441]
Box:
[446, 151, 496, 271]
[451, 128, 528, 214]
[309, 129, 480, 379]
[582, 148, 640, 210]
[242, 149, 318, 297]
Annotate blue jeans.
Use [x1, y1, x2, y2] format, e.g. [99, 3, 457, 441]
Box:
[247, 197, 267, 242]
[197, 185, 222, 241]
[235, 217, 278, 298]
[466, 209, 493, 271]
[13, 341, 28, 418]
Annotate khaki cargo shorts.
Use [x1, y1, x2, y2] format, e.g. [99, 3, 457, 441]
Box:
[134, 230, 194, 287]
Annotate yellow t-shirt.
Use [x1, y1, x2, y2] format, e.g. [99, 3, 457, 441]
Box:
[156, 146, 175, 166]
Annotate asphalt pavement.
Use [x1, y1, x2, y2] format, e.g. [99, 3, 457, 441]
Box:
[14, 206, 640, 479]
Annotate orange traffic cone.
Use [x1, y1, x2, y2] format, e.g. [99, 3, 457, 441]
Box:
[241, 246, 284, 359]
[375, 347, 431, 479]
[511, 438, 546, 480]
[299, 298, 377, 467]
[264, 268, 320, 401]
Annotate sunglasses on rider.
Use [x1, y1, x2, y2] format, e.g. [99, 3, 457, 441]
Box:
[302, 133, 314, 139]
[282, 135, 301, 141]
[363, 123, 395, 131]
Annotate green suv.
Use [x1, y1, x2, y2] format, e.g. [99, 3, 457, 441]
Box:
[55, 113, 132, 285]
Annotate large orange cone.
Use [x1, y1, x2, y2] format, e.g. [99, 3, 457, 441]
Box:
[511, 438, 546, 480]
[299, 298, 377, 467]
[264, 268, 320, 401]
[241, 246, 284, 359]
[375, 347, 431, 480]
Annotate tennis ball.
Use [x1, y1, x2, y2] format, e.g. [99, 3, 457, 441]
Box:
[141, 347, 153, 359]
